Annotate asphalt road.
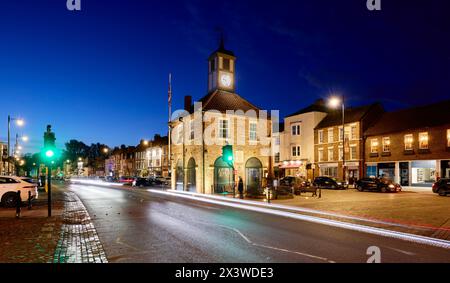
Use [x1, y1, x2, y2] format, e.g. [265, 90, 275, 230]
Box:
[67, 182, 450, 263]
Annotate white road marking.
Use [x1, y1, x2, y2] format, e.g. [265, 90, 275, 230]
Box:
[149, 189, 450, 250]
[193, 220, 333, 263]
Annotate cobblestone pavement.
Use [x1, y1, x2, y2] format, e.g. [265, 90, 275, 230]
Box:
[0, 190, 64, 263]
[53, 191, 108, 263]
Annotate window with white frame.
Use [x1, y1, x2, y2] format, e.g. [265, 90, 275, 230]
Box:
[339, 127, 344, 141]
[219, 119, 229, 139]
[328, 128, 334, 143]
[371, 139, 379, 154]
[318, 130, 324, 144]
[404, 134, 413, 150]
[448, 129, 450, 147]
[249, 122, 257, 142]
[350, 145, 357, 160]
[292, 146, 301, 157]
[275, 136, 280, 146]
[328, 147, 334, 161]
[350, 125, 357, 140]
[338, 147, 343, 161]
[382, 137, 390, 152]
[344, 126, 350, 141]
[291, 124, 301, 136]
[318, 148, 324, 162]
[419, 132, 429, 149]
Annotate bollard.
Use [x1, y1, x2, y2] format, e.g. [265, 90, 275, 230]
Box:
[319, 188, 322, 199]
[28, 191, 32, 210]
[16, 190, 21, 218]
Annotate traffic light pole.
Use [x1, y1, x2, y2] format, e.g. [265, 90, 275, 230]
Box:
[47, 164, 52, 217]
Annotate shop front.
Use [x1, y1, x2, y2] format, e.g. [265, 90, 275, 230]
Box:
[441, 160, 450, 179]
[411, 160, 436, 186]
[318, 163, 338, 178]
[279, 160, 307, 178]
[378, 162, 396, 181]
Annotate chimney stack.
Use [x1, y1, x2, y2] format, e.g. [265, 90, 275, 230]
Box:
[184, 95, 192, 112]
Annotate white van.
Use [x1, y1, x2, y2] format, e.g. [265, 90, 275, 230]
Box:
[0, 176, 38, 207]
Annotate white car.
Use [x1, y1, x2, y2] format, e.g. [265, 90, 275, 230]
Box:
[0, 176, 38, 207]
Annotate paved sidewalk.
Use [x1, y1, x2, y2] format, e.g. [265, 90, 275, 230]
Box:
[53, 191, 108, 263]
[0, 190, 64, 263]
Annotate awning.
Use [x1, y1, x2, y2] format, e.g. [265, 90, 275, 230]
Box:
[279, 160, 306, 169]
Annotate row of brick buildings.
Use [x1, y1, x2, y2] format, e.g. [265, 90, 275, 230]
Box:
[275, 99, 450, 187]
[103, 136, 169, 178]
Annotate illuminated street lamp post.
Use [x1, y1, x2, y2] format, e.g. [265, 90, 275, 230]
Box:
[7, 115, 24, 175]
[328, 95, 346, 183]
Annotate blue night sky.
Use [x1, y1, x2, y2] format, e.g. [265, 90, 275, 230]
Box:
[0, 0, 449, 153]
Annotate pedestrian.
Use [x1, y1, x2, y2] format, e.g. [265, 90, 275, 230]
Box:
[238, 177, 244, 199]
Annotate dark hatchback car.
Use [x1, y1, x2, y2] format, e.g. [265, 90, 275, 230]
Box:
[132, 178, 153, 187]
[313, 176, 346, 190]
[432, 178, 450, 196]
[355, 177, 402, 193]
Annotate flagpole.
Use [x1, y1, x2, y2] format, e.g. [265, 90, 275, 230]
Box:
[168, 73, 172, 180]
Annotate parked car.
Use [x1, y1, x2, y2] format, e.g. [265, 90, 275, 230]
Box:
[0, 176, 38, 207]
[155, 177, 171, 186]
[355, 177, 402, 193]
[132, 178, 152, 187]
[119, 176, 135, 184]
[313, 176, 347, 190]
[432, 178, 450, 196]
[279, 176, 311, 195]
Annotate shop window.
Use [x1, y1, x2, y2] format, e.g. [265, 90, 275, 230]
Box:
[320, 167, 338, 178]
[366, 166, 377, 178]
[404, 134, 413, 151]
[419, 132, 429, 149]
[382, 137, 390, 152]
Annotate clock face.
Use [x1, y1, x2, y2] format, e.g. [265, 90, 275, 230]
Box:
[220, 73, 232, 88]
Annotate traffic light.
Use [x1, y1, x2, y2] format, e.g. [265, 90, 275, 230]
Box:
[222, 145, 233, 163]
[41, 125, 59, 165]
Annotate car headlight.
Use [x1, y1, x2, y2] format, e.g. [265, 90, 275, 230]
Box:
[388, 184, 395, 189]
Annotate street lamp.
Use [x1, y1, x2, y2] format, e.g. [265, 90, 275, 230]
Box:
[103, 148, 109, 153]
[328, 95, 346, 183]
[7, 115, 25, 175]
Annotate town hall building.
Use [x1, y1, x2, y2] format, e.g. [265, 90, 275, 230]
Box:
[170, 42, 273, 196]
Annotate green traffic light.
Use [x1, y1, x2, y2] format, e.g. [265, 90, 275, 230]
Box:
[45, 149, 55, 158]
[227, 156, 233, 161]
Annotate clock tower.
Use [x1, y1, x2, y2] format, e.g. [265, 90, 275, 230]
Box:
[207, 39, 236, 93]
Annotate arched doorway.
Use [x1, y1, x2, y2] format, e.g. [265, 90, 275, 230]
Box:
[245, 157, 263, 196]
[186, 158, 196, 192]
[214, 157, 233, 194]
[175, 159, 184, 191]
